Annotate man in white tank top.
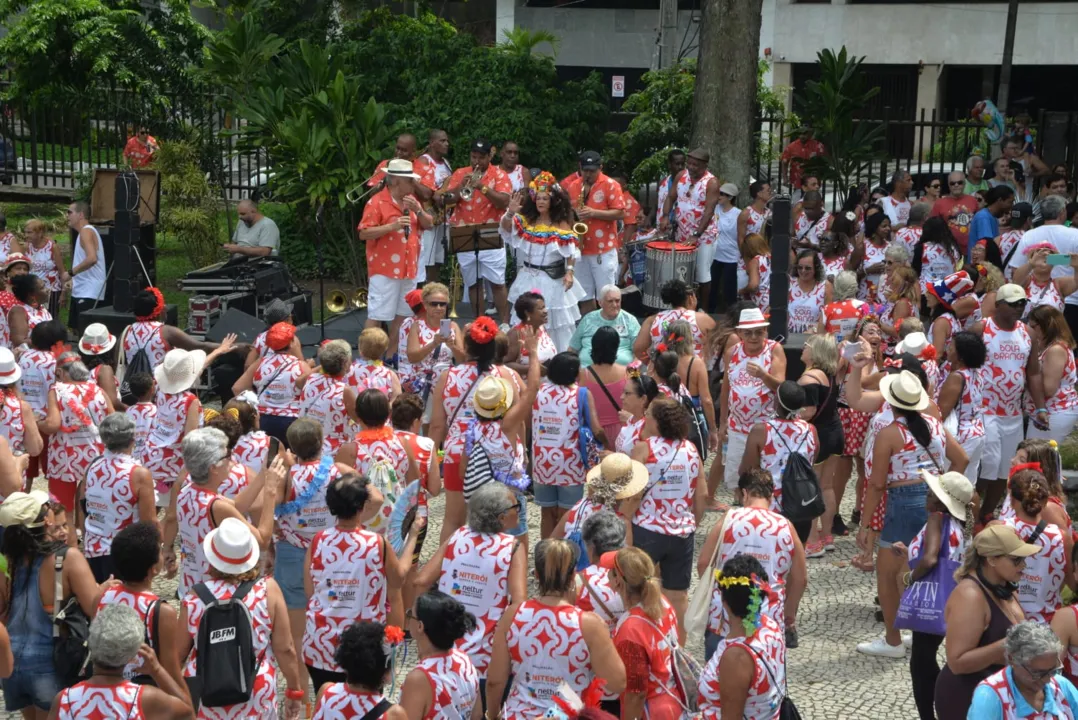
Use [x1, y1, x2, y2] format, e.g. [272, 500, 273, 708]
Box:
[66, 201, 106, 328]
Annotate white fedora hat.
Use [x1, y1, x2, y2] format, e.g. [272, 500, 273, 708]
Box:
[896, 331, 928, 357]
[203, 517, 260, 575]
[0, 347, 21, 385]
[736, 308, 769, 329]
[385, 158, 420, 180]
[879, 369, 929, 412]
[78, 323, 117, 356]
[154, 348, 206, 395]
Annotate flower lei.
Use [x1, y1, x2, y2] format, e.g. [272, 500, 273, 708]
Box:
[626, 361, 643, 379]
[655, 342, 668, 354]
[918, 344, 938, 362]
[275, 454, 333, 518]
[713, 571, 779, 636]
[136, 287, 165, 321]
[469, 316, 499, 344]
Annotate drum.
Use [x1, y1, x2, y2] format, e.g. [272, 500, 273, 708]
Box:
[643, 241, 696, 308]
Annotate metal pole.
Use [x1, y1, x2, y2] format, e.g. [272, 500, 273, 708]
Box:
[997, 0, 1019, 113]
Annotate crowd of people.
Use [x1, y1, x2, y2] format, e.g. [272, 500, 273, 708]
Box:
[0, 130, 1075, 719]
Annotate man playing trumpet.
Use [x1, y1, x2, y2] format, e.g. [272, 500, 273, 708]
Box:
[564, 150, 626, 314]
[442, 138, 512, 326]
[358, 159, 434, 345]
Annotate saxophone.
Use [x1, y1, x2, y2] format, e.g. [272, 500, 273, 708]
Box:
[573, 182, 590, 236]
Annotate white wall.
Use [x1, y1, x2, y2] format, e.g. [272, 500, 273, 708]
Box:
[770, 0, 1078, 66]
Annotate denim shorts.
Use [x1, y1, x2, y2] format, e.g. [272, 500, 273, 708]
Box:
[879, 483, 928, 549]
[273, 539, 307, 610]
[506, 491, 528, 537]
[3, 665, 60, 711]
[533, 482, 585, 510]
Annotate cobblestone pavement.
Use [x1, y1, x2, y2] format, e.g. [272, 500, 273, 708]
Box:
[0, 473, 924, 719]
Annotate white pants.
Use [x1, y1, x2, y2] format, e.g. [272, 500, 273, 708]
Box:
[981, 415, 1024, 481]
[1027, 408, 1078, 445]
[576, 250, 619, 301]
[457, 248, 506, 288]
[367, 275, 417, 322]
[724, 429, 750, 490]
[694, 241, 718, 283]
[959, 434, 985, 486]
[418, 226, 446, 282]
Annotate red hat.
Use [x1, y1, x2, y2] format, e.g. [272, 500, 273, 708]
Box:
[266, 322, 296, 351]
[405, 289, 424, 312]
[597, 551, 620, 572]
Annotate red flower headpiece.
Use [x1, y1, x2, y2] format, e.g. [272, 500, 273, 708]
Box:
[51, 342, 75, 364]
[383, 625, 405, 645]
[655, 342, 668, 353]
[136, 287, 166, 321]
[1009, 461, 1043, 479]
[919, 345, 938, 362]
[469, 316, 499, 345]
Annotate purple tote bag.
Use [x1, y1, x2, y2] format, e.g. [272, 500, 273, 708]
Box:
[895, 515, 961, 636]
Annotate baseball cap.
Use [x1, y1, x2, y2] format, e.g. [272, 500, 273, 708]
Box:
[996, 283, 1028, 304]
[973, 524, 1040, 558]
[0, 492, 46, 528]
[471, 138, 492, 154]
[1010, 202, 1033, 224]
[579, 151, 602, 170]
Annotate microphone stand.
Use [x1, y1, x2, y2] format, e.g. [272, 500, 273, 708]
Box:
[315, 201, 327, 342]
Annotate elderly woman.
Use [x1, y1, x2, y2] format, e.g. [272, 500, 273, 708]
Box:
[49, 604, 193, 719]
[78, 413, 157, 582]
[8, 273, 52, 350]
[505, 292, 559, 373]
[23, 219, 65, 317]
[300, 339, 360, 455]
[580, 326, 630, 445]
[554, 453, 646, 549]
[399, 589, 481, 720]
[176, 518, 306, 720]
[820, 271, 867, 341]
[233, 321, 312, 444]
[788, 250, 831, 333]
[415, 483, 526, 716]
[698, 553, 788, 720]
[487, 539, 625, 719]
[576, 510, 629, 632]
[161, 428, 280, 598]
[934, 524, 1037, 718]
[406, 282, 466, 405]
[1014, 246, 1078, 317]
[346, 327, 402, 400]
[969, 621, 1078, 717]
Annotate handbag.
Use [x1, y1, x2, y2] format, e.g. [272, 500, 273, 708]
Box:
[685, 510, 733, 636]
[52, 547, 92, 688]
[744, 643, 802, 720]
[577, 386, 603, 471]
[895, 515, 963, 636]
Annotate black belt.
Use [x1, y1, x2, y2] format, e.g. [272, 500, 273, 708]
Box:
[523, 260, 567, 280]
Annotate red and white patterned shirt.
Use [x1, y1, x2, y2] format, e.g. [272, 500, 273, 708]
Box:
[83, 451, 142, 558]
[304, 525, 387, 670]
[1025, 277, 1065, 315]
[0, 392, 27, 455]
[699, 614, 786, 720]
[183, 578, 277, 720]
[1040, 343, 1078, 414]
[503, 601, 593, 720]
[56, 681, 145, 720]
[977, 668, 1076, 720]
[895, 226, 922, 256]
[397, 316, 417, 384]
[514, 324, 557, 367]
[277, 460, 343, 549]
[441, 365, 510, 466]
[15, 302, 51, 338]
[788, 281, 826, 333]
[532, 383, 584, 488]
[887, 415, 947, 486]
[634, 437, 700, 537]
[649, 308, 705, 357]
[952, 367, 986, 444]
[762, 420, 817, 510]
[822, 299, 867, 343]
[144, 390, 199, 496]
[49, 381, 109, 485]
[96, 586, 160, 681]
[745, 205, 770, 235]
[398, 430, 436, 490]
[232, 431, 271, 476]
[749, 254, 772, 310]
[416, 649, 481, 720]
[125, 401, 157, 465]
[312, 686, 389, 720]
[17, 348, 55, 421]
[566, 171, 626, 256]
[122, 321, 169, 371]
[408, 320, 456, 390]
[674, 170, 719, 245]
[346, 359, 397, 398]
[302, 372, 353, 454]
[616, 417, 645, 455]
[999, 230, 1024, 274]
[353, 427, 410, 533]
[908, 513, 966, 570]
[254, 353, 305, 417]
[727, 340, 779, 434]
[217, 461, 252, 501]
[437, 527, 516, 677]
[793, 212, 827, 248]
[822, 252, 849, 284]
[176, 483, 217, 597]
[27, 239, 61, 292]
[576, 564, 626, 633]
[859, 240, 889, 302]
[920, 243, 959, 295]
[982, 318, 1032, 417]
[1001, 514, 1067, 624]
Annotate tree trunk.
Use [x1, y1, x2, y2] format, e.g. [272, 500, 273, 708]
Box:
[689, 0, 763, 204]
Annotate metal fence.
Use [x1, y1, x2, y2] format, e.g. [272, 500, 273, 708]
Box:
[0, 84, 270, 200]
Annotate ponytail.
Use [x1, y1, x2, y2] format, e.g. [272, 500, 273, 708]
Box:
[614, 547, 664, 623]
[895, 407, 934, 455]
[651, 350, 681, 395]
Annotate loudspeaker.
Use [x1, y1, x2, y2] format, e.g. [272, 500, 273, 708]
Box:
[79, 304, 178, 336]
[207, 308, 267, 345]
[113, 208, 141, 313]
[769, 196, 792, 341]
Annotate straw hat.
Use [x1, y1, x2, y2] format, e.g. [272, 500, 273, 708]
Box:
[921, 470, 974, 521]
[879, 369, 928, 412]
[0, 347, 21, 385]
[736, 308, 769, 329]
[203, 517, 260, 575]
[79, 323, 117, 356]
[154, 348, 206, 395]
[385, 158, 420, 180]
[473, 376, 514, 419]
[585, 453, 648, 501]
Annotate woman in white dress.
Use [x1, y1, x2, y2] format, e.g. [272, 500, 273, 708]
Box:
[499, 171, 585, 352]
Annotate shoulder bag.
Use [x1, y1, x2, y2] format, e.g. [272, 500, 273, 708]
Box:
[586, 365, 621, 413]
[685, 510, 733, 636]
[743, 642, 802, 720]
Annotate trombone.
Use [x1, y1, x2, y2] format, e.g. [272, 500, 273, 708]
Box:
[327, 288, 368, 313]
[345, 169, 387, 204]
[573, 182, 591, 236]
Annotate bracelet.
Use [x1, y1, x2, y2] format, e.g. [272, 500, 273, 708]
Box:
[285, 689, 305, 701]
[902, 572, 912, 588]
[1036, 408, 1047, 413]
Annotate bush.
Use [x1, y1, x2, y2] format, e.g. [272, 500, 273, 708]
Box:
[155, 140, 224, 269]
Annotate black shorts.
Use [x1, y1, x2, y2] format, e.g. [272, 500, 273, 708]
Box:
[631, 524, 694, 591]
[814, 421, 845, 463]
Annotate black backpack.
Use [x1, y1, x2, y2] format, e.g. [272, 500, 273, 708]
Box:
[774, 423, 824, 523]
[120, 332, 153, 405]
[52, 547, 92, 688]
[193, 581, 259, 708]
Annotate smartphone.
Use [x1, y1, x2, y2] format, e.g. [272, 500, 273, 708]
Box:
[1047, 254, 1073, 266]
[440, 318, 451, 336]
[842, 341, 860, 360]
[267, 437, 281, 466]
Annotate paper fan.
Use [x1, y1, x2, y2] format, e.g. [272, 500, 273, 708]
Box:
[972, 99, 1005, 143]
[387, 480, 421, 555]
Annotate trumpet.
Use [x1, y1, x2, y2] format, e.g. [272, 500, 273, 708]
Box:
[448, 255, 463, 318]
[458, 164, 482, 202]
[573, 182, 591, 236]
[345, 169, 386, 204]
[326, 288, 368, 313]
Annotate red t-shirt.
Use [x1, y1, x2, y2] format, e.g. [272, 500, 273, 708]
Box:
[929, 195, 978, 255]
[781, 138, 825, 189]
[357, 188, 421, 280]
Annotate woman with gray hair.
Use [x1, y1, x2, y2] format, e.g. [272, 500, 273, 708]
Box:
[416, 482, 527, 694]
[575, 509, 628, 632]
[819, 270, 868, 343]
[161, 427, 283, 598]
[300, 339, 360, 455]
[49, 604, 194, 719]
[40, 350, 113, 541]
[967, 621, 1078, 717]
[79, 412, 157, 582]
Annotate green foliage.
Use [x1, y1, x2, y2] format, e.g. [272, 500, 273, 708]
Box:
[797, 47, 885, 192]
[498, 27, 559, 58]
[155, 141, 224, 270]
[0, 0, 209, 107]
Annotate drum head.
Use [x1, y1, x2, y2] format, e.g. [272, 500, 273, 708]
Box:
[646, 241, 696, 252]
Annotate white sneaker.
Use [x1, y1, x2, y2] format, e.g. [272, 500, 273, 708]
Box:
[856, 636, 906, 658]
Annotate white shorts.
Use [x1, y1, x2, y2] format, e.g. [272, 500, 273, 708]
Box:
[367, 275, 417, 322]
[418, 227, 446, 278]
[723, 428, 750, 490]
[457, 248, 506, 288]
[576, 250, 619, 301]
[981, 414, 1024, 481]
[959, 434, 985, 486]
[1026, 407, 1078, 446]
[695, 241, 718, 283]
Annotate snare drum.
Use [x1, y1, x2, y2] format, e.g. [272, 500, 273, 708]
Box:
[643, 241, 697, 308]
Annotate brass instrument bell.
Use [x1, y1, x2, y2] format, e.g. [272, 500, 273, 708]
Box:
[327, 289, 368, 313]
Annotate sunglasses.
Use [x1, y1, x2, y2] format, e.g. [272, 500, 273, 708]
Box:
[427, 300, 448, 308]
[496, 504, 519, 516]
[928, 184, 941, 189]
[1002, 299, 1028, 308]
[1006, 554, 1028, 567]
[949, 180, 965, 186]
[405, 608, 415, 620]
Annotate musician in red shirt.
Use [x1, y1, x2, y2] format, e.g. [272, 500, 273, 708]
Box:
[122, 127, 158, 169]
[566, 151, 626, 314]
[442, 139, 513, 326]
